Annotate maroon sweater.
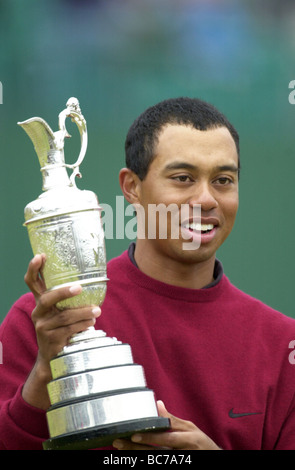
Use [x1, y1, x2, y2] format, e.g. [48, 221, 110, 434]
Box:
[1, 249, 295, 450]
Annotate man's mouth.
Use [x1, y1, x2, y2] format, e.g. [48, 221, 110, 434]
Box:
[182, 222, 215, 234]
[180, 219, 219, 247]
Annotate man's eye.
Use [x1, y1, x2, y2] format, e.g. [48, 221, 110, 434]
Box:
[215, 177, 232, 185]
[172, 175, 193, 183]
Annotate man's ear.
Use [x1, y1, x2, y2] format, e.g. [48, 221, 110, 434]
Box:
[119, 168, 142, 204]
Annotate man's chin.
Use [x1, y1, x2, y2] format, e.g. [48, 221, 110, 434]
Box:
[162, 240, 217, 265]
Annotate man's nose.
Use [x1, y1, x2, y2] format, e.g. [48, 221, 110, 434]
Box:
[188, 182, 218, 211]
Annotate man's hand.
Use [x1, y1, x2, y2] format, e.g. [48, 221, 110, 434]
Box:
[22, 254, 101, 410]
[113, 401, 221, 450]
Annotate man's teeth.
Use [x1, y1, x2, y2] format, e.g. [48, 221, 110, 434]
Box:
[184, 223, 214, 232]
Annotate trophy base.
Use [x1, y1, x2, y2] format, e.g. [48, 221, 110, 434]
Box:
[44, 329, 171, 451]
[42, 416, 170, 450]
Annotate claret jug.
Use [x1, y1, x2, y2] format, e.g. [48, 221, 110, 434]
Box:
[19, 98, 107, 309]
[19, 98, 170, 450]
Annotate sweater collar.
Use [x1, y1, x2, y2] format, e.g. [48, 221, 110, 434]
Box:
[128, 242, 223, 289]
[125, 242, 225, 302]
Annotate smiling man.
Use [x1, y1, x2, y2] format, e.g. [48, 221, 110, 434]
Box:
[120, 123, 239, 289]
[1, 98, 295, 450]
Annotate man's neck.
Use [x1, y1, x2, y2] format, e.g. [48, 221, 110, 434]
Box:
[133, 240, 216, 290]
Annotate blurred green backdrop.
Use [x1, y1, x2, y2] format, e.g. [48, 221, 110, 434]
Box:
[1, 0, 295, 322]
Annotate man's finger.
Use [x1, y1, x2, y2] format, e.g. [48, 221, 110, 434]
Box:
[157, 400, 195, 431]
[34, 284, 83, 314]
[24, 254, 47, 297]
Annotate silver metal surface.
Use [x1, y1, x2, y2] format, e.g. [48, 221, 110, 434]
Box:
[46, 390, 159, 438]
[19, 98, 107, 309]
[50, 343, 134, 379]
[57, 329, 121, 357]
[48, 364, 146, 405]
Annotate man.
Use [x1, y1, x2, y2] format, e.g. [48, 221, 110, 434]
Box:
[1, 97, 295, 450]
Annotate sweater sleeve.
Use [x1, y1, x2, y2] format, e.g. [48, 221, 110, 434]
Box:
[274, 396, 295, 450]
[0, 294, 48, 450]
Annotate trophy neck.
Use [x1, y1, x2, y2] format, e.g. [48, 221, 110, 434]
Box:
[41, 164, 72, 191]
[40, 145, 72, 191]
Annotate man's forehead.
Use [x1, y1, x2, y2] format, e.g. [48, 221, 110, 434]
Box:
[153, 124, 239, 167]
[156, 123, 235, 143]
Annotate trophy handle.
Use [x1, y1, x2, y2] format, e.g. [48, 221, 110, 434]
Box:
[58, 97, 88, 185]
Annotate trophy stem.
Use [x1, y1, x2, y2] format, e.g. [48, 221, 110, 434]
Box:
[69, 326, 101, 344]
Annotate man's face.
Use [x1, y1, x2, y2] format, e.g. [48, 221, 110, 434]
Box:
[134, 124, 239, 265]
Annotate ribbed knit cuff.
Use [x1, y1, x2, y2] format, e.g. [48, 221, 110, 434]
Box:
[8, 384, 48, 439]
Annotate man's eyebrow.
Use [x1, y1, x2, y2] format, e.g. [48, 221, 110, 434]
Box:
[164, 162, 198, 171]
[164, 162, 239, 173]
[213, 164, 239, 173]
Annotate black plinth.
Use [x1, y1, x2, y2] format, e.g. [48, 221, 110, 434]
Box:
[43, 417, 170, 450]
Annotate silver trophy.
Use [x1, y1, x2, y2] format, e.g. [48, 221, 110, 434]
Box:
[19, 98, 170, 450]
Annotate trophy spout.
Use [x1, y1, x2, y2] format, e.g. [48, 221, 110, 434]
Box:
[18, 117, 71, 191]
[18, 117, 62, 166]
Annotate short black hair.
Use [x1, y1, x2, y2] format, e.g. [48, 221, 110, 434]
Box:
[125, 97, 240, 180]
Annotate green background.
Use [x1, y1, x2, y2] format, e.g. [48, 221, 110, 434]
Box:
[1, 0, 295, 322]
